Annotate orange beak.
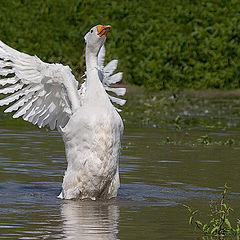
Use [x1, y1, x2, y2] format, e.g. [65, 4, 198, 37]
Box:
[97, 25, 111, 37]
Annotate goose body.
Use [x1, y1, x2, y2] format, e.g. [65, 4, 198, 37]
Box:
[0, 25, 125, 200]
[62, 97, 122, 199]
[61, 67, 123, 199]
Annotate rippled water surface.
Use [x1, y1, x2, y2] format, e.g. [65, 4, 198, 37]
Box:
[1, 90, 240, 239]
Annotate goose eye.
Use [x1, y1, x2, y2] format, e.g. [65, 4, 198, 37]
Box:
[90, 29, 93, 33]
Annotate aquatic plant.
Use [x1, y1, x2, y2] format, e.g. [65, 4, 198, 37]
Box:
[184, 185, 240, 239]
[224, 138, 235, 146]
[173, 115, 182, 131]
[197, 135, 212, 145]
[197, 135, 236, 146]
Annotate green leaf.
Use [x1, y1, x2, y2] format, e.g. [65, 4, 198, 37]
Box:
[189, 216, 193, 225]
[195, 220, 203, 226]
[225, 218, 232, 229]
[236, 224, 240, 234]
[222, 203, 227, 210]
[202, 224, 210, 233]
[192, 210, 199, 215]
[211, 226, 219, 235]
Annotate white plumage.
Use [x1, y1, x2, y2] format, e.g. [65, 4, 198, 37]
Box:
[0, 25, 125, 200]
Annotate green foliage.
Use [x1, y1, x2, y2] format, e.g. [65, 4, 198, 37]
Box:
[197, 135, 212, 145]
[184, 185, 240, 239]
[0, 0, 239, 89]
[197, 135, 236, 146]
[123, 90, 240, 133]
[161, 135, 236, 147]
[224, 138, 235, 146]
[173, 115, 182, 130]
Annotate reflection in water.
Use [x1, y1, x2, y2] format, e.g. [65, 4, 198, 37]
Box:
[61, 200, 119, 240]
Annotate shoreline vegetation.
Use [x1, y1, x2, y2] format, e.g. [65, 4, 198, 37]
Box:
[0, 0, 239, 90]
[2, 88, 240, 131]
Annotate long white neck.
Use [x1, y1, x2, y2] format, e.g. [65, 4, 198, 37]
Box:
[86, 48, 98, 72]
[85, 46, 108, 104]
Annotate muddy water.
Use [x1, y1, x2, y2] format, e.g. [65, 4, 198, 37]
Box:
[0, 90, 240, 239]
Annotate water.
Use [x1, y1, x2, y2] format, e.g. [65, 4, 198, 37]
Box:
[1, 90, 240, 239]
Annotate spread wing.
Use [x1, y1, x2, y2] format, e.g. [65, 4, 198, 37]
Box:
[97, 45, 126, 110]
[0, 41, 80, 130]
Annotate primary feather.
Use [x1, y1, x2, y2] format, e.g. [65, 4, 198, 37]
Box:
[0, 40, 80, 130]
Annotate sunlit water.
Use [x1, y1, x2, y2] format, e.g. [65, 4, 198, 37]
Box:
[1, 91, 240, 239]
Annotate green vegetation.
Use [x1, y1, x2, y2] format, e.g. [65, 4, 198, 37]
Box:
[123, 90, 240, 130]
[162, 135, 236, 147]
[0, 0, 239, 90]
[197, 135, 213, 145]
[196, 135, 234, 146]
[185, 185, 240, 239]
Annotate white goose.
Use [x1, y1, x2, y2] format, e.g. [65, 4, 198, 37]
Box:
[0, 25, 126, 200]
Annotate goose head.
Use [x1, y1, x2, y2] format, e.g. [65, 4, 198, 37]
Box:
[84, 25, 111, 55]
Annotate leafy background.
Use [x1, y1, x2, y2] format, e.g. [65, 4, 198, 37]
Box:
[0, 0, 239, 90]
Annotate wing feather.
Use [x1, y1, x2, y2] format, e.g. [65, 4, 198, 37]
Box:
[0, 83, 24, 94]
[108, 95, 126, 106]
[105, 72, 123, 85]
[0, 77, 19, 86]
[12, 93, 36, 118]
[96, 46, 126, 109]
[0, 40, 80, 130]
[0, 68, 14, 76]
[97, 45, 106, 68]
[104, 60, 118, 77]
[0, 61, 12, 68]
[104, 86, 126, 96]
[4, 92, 35, 113]
[0, 85, 31, 106]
